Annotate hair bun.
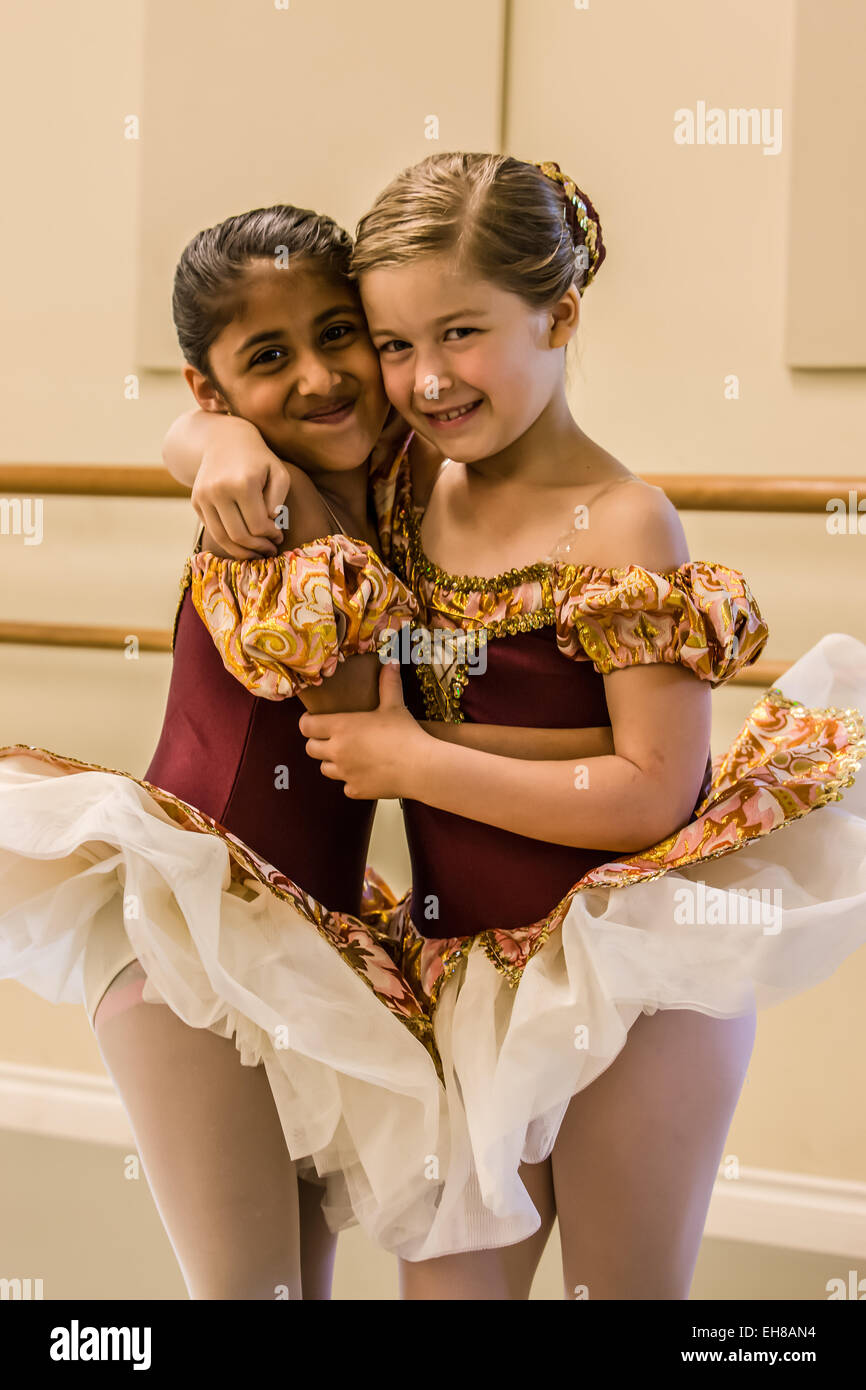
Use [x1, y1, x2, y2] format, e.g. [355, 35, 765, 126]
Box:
[534, 161, 606, 290]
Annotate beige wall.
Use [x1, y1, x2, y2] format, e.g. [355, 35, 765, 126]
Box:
[1, 0, 864, 1206]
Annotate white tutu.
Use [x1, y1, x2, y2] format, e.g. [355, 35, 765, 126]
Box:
[1, 632, 864, 1262]
[391, 632, 866, 1258]
[0, 750, 450, 1259]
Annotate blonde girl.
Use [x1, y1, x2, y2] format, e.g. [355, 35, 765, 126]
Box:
[294, 153, 866, 1299]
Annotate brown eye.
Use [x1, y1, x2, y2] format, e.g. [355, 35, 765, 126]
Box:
[321, 323, 354, 344]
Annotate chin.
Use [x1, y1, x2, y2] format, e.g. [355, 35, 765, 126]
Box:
[445, 438, 501, 465]
[317, 446, 376, 472]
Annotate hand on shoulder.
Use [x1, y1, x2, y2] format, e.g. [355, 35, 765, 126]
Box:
[194, 416, 292, 559]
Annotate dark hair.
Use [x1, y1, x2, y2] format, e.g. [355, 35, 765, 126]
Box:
[351, 152, 605, 306]
[172, 204, 354, 377]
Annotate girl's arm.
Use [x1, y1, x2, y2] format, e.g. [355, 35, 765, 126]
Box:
[163, 408, 287, 559]
[419, 722, 615, 761]
[301, 482, 712, 846]
[402, 488, 710, 847]
[406, 660, 711, 850]
[202, 460, 383, 714]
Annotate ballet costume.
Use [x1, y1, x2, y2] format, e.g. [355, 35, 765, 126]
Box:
[354, 431, 866, 1257]
[0, 442, 452, 1256]
[2, 428, 865, 1262]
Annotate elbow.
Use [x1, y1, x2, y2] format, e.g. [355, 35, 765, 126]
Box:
[615, 764, 693, 852]
[633, 778, 704, 850]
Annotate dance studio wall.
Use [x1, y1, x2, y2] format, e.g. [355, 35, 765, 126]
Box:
[0, 0, 864, 1192]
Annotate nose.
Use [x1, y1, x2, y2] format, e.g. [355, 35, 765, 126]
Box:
[294, 349, 342, 397]
[412, 348, 454, 407]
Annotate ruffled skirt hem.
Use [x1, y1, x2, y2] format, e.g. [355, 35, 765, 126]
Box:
[1, 631, 864, 1259]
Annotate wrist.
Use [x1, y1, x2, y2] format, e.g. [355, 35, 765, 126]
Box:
[401, 720, 440, 800]
[203, 412, 261, 451]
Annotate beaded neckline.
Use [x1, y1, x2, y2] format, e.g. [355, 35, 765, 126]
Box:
[403, 502, 560, 594]
[401, 460, 688, 595]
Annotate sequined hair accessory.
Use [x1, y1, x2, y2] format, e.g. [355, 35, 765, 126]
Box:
[533, 160, 605, 291]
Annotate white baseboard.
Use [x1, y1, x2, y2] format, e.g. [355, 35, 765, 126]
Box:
[703, 1166, 866, 1260]
[1, 1061, 864, 1258]
[0, 1061, 134, 1147]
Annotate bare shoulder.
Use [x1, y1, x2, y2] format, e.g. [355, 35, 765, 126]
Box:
[583, 474, 690, 572]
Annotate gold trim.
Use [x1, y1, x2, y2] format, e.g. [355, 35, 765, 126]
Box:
[0, 743, 443, 1075]
[409, 609, 558, 722]
[399, 495, 737, 597]
[209, 534, 381, 574]
[403, 501, 556, 593]
[170, 557, 193, 653]
[434, 688, 866, 993]
[427, 939, 473, 1012]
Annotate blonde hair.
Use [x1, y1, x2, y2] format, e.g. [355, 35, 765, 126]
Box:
[351, 152, 605, 306]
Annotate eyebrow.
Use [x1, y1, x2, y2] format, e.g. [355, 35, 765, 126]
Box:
[370, 307, 488, 338]
[235, 304, 361, 357]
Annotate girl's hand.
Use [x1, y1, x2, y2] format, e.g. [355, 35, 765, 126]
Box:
[299, 659, 428, 800]
[192, 415, 291, 560]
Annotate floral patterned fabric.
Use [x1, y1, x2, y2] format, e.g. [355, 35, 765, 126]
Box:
[8, 434, 861, 1067]
[552, 561, 767, 685]
[359, 436, 864, 1007]
[383, 436, 768, 693]
[188, 536, 419, 700]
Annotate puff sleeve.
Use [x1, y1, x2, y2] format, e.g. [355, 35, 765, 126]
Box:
[553, 561, 768, 687]
[189, 535, 419, 699]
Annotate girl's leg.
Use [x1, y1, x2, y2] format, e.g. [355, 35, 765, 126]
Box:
[92, 959, 304, 1300]
[397, 1156, 557, 1300]
[296, 1177, 338, 1300]
[498, 1158, 558, 1299]
[551, 1004, 757, 1300]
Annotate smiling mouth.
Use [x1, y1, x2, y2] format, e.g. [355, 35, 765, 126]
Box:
[424, 399, 483, 425]
[302, 398, 356, 423]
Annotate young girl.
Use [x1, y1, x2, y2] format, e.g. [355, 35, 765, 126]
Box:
[285, 152, 866, 1298]
[0, 203, 470, 1297]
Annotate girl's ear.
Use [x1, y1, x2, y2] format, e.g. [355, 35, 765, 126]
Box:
[548, 286, 581, 349]
[182, 364, 231, 414]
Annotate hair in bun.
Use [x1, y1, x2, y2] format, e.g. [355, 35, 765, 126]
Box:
[352, 152, 606, 304]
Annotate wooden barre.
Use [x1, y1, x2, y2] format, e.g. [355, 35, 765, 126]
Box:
[0, 621, 786, 687]
[0, 465, 863, 511]
[0, 466, 189, 499]
[0, 622, 172, 653]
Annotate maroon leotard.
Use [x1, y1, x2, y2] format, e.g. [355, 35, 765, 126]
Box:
[145, 584, 375, 914]
[400, 628, 712, 939]
[388, 455, 714, 941]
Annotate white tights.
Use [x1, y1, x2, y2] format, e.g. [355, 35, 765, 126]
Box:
[92, 960, 337, 1300]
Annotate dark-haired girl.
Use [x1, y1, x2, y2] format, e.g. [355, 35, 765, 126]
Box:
[0, 205, 459, 1297]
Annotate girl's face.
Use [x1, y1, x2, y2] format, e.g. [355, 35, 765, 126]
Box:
[360, 255, 572, 464]
[203, 258, 389, 472]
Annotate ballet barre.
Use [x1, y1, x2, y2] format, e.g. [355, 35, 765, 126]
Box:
[0, 466, 860, 511]
[1, 465, 863, 687]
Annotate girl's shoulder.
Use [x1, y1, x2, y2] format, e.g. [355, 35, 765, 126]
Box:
[553, 470, 690, 574]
